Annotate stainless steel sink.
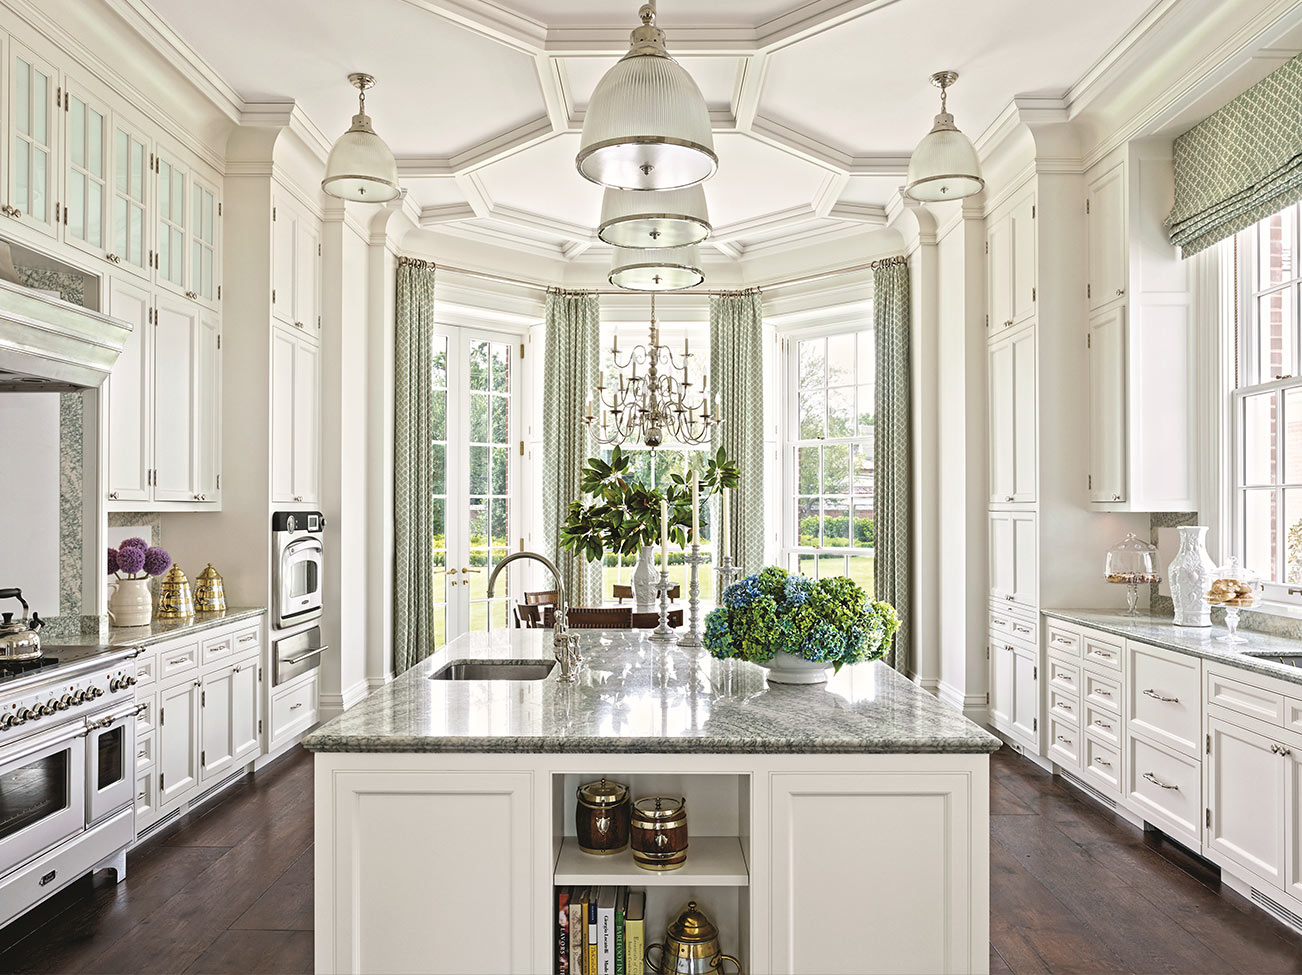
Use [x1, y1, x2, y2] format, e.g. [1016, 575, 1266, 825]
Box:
[1239, 651, 1302, 669]
[429, 661, 556, 681]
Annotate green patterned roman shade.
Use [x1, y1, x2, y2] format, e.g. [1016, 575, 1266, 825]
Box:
[710, 291, 765, 574]
[1168, 51, 1302, 256]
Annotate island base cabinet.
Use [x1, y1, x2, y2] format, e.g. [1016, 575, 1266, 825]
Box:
[1205, 715, 1285, 889]
[768, 767, 988, 974]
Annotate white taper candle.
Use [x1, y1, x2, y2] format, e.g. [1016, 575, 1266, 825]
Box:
[691, 471, 700, 544]
[660, 497, 669, 573]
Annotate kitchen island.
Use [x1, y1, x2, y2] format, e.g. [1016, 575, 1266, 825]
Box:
[306, 629, 999, 975]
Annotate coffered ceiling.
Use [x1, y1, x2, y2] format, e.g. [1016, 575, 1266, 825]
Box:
[137, 0, 1161, 262]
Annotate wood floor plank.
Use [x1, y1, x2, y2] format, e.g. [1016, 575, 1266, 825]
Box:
[183, 929, 313, 974]
[229, 846, 313, 932]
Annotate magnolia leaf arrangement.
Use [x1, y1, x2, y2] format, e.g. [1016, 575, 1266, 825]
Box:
[559, 446, 740, 563]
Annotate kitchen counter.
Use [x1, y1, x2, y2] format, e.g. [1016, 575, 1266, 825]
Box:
[1042, 608, 1302, 686]
[304, 627, 1000, 755]
[40, 607, 266, 651]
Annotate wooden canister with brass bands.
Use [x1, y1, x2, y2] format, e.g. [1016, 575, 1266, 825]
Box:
[631, 795, 688, 870]
[575, 777, 630, 854]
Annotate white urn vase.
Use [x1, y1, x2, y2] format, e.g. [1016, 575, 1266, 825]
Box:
[632, 545, 657, 612]
[1169, 526, 1215, 628]
[108, 577, 152, 627]
[765, 650, 833, 685]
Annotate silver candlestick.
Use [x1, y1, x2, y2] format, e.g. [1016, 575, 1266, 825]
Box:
[714, 553, 742, 596]
[649, 569, 675, 643]
[678, 545, 709, 649]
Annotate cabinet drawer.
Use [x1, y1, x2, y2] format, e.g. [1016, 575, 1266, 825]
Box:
[1206, 669, 1284, 727]
[135, 654, 155, 688]
[1083, 735, 1121, 795]
[1048, 718, 1080, 768]
[136, 770, 156, 826]
[1045, 623, 1080, 658]
[135, 731, 154, 773]
[1048, 689, 1079, 726]
[1048, 657, 1080, 695]
[158, 643, 199, 681]
[1084, 704, 1121, 746]
[1127, 734, 1201, 846]
[201, 631, 234, 667]
[271, 674, 318, 744]
[232, 625, 261, 656]
[1084, 670, 1121, 714]
[135, 693, 156, 737]
[1081, 632, 1122, 671]
[1288, 698, 1302, 736]
[1007, 617, 1037, 645]
[1128, 642, 1201, 757]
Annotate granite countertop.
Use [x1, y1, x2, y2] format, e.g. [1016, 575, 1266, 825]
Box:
[1043, 608, 1302, 687]
[40, 607, 267, 651]
[305, 629, 1001, 755]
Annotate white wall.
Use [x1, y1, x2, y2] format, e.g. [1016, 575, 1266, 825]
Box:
[0, 393, 61, 614]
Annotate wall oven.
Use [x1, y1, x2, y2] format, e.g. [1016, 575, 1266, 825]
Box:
[0, 722, 87, 876]
[272, 511, 325, 630]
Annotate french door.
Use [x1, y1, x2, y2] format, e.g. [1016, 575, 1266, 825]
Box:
[430, 327, 520, 649]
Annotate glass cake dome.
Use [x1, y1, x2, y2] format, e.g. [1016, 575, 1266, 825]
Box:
[1105, 533, 1161, 616]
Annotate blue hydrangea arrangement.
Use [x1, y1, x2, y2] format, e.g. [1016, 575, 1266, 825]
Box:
[704, 566, 899, 672]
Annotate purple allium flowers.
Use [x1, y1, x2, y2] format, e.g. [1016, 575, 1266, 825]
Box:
[107, 548, 120, 575]
[119, 537, 148, 551]
[115, 545, 146, 575]
[142, 547, 172, 577]
[107, 540, 173, 579]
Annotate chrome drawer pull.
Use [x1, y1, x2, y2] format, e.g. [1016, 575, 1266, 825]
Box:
[168, 656, 190, 666]
[1095, 688, 1112, 697]
[1058, 673, 1073, 683]
[1095, 720, 1112, 731]
[1088, 648, 1114, 659]
[290, 702, 303, 711]
[1052, 635, 1073, 645]
[1013, 624, 1031, 634]
[991, 617, 1007, 627]
[1143, 771, 1178, 790]
[1094, 757, 1112, 768]
[1056, 735, 1072, 745]
[1055, 702, 1073, 713]
[284, 645, 329, 665]
[1142, 688, 1178, 703]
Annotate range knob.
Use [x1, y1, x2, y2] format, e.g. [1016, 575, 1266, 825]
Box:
[126, 675, 138, 687]
[89, 687, 104, 699]
[41, 700, 58, 716]
[57, 695, 73, 710]
[73, 690, 87, 704]
[16, 707, 35, 722]
[109, 677, 124, 692]
[0, 713, 14, 729]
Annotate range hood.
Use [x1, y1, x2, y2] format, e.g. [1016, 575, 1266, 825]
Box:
[0, 278, 131, 392]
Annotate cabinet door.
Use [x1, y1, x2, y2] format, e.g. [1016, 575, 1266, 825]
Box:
[230, 659, 260, 765]
[152, 294, 200, 501]
[109, 120, 150, 277]
[8, 42, 59, 237]
[1011, 326, 1037, 502]
[1010, 191, 1036, 325]
[989, 640, 1013, 729]
[105, 276, 152, 503]
[1088, 306, 1127, 502]
[63, 79, 109, 258]
[158, 678, 200, 807]
[294, 216, 320, 333]
[989, 511, 1014, 602]
[270, 327, 296, 502]
[1284, 739, 1302, 903]
[292, 337, 320, 503]
[987, 214, 1013, 330]
[199, 667, 234, 783]
[1011, 511, 1038, 607]
[155, 150, 188, 294]
[1088, 163, 1126, 311]
[272, 200, 295, 324]
[190, 176, 220, 306]
[988, 335, 1015, 503]
[195, 309, 221, 501]
[1207, 716, 1284, 888]
[1012, 648, 1039, 745]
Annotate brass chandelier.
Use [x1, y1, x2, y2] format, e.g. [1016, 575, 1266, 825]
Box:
[585, 293, 721, 449]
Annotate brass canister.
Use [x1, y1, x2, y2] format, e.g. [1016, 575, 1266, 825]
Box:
[193, 563, 227, 614]
[645, 901, 742, 975]
[631, 795, 688, 871]
[575, 777, 630, 855]
[155, 564, 195, 620]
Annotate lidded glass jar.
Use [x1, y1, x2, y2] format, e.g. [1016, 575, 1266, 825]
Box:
[1105, 533, 1161, 616]
[575, 777, 630, 855]
[1204, 556, 1262, 644]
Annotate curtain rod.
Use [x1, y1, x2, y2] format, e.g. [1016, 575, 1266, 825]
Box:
[398, 254, 906, 297]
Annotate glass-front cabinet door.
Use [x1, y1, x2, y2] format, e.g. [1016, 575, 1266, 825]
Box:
[8, 41, 59, 237]
[429, 327, 520, 651]
[63, 78, 108, 258]
[155, 149, 187, 295]
[110, 120, 150, 276]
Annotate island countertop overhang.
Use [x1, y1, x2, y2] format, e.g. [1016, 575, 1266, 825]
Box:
[304, 629, 1000, 755]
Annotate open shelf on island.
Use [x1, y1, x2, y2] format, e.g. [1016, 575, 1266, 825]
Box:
[553, 835, 749, 887]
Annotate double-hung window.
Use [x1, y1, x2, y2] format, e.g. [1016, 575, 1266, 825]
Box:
[784, 328, 875, 591]
[1234, 201, 1302, 604]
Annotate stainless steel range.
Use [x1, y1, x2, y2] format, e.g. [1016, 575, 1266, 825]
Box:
[0, 645, 140, 928]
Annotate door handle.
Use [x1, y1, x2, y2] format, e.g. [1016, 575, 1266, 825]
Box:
[284, 646, 328, 665]
[461, 567, 482, 574]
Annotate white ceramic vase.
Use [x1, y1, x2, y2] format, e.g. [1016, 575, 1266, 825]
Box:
[1169, 526, 1215, 628]
[108, 577, 152, 627]
[765, 650, 832, 685]
[632, 545, 657, 612]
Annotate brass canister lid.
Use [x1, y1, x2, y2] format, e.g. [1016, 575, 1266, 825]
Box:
[196, 563, 223, 582]
[577, 777, 628, 806]
[633, 795, 686, 819]
[666, 901, 718, 944]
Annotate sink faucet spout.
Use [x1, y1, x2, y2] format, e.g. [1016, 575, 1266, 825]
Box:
[485, 551, 579, 681]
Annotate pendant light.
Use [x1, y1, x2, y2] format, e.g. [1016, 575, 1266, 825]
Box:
[599, 185, 711, 248]
[610, 244, 704, 291]
[905, 71, 984, 202]
[322, 73, 400, 203]
[576, 2, 717, 191]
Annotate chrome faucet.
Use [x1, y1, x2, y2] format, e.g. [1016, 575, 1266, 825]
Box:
[486, 551, 581, 681]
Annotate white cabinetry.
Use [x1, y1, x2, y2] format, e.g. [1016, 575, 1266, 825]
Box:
[105, 276, 152, 503]
[157, 674, 200, 808]
[1087, 163, 1126, 310]
[271, 325, 320, 504]
[1206, 715, 1284, 888]
[272, 196, 321, 334]
[7, 39, 59, 238]
[1012, 648, 1039, 746]
[987, 187, 1036, 332]
[1087, 306, 1127, 503]
[989, 510, 1037, 608]
[988, 320, 1036, 504]
[989, 607, 1040, 753]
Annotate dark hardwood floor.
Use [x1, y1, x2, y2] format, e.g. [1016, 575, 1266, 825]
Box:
[0, 745, 1300, 973]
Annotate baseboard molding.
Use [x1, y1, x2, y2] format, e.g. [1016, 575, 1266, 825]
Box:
[937, 680, 965, 710]
[366, 674, 393, 692]
[318, 679, 371, 721]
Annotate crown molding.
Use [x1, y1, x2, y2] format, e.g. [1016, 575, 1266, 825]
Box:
[750, 115, 853, 172]
[757, 0, 905, 53]
[395, 0, 545, 54]
[826, 201, 889, 225]
[417, 202, 478, 227]
[424, 220, 571, 261]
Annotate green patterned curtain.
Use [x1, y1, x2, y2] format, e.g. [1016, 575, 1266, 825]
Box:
[710, 291, 765, 574]
[393, 259, 437, 675]
[1168, 51, 1302, 256]
[543, 291, 603, 605]
[873, 259, 912, 674]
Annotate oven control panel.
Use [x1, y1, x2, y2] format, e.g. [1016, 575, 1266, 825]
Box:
[0, 660, 137, 733]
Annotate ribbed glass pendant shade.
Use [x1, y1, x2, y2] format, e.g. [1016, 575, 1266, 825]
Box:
[905, 71, 984, 203]
[577, 5, 717, 191]
[599, 186, 711, 248]
[322, 74, 400, 203]
[609, 244, 704, 291]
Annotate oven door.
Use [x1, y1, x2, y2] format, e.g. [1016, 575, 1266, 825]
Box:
[85, 707, 137, 826]
[276, 537, 323, 627]
[0, 724, 87, 877]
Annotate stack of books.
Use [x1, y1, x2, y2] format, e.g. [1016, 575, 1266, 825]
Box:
[556, 887, 647, 975]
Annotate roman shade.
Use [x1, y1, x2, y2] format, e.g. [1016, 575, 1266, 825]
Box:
[1167, 51, 1302, 256]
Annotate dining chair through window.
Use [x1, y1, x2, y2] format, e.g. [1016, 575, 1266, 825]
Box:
[545, 606, 633, 629]
[631, 610, 683, 629]
[525, 590, 559, 607]
[513, 604, 543, 629]
[614, 583, 680, 602]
